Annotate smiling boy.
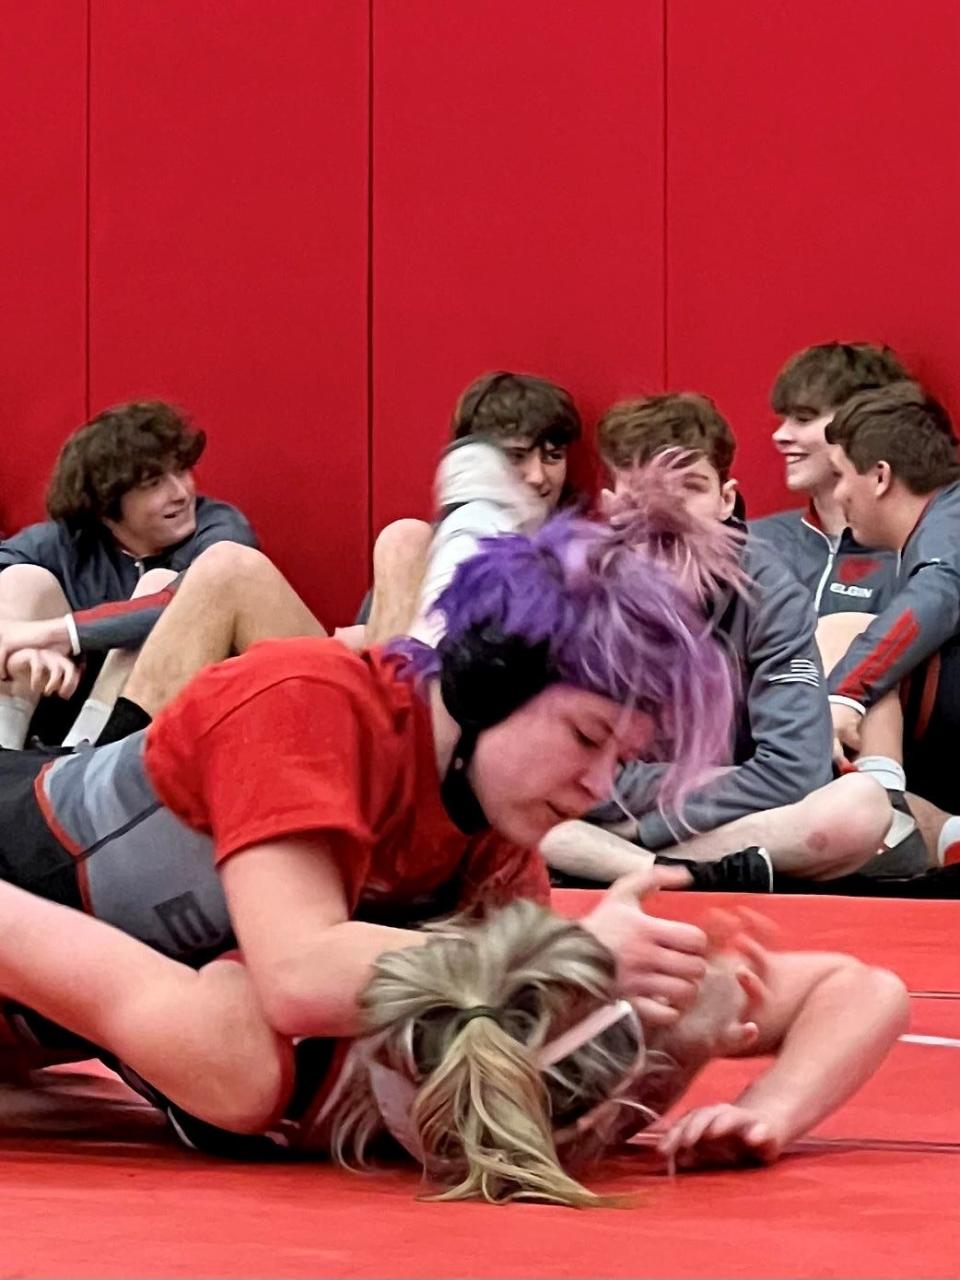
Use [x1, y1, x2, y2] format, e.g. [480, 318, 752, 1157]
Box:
[751, 342, 908, 614]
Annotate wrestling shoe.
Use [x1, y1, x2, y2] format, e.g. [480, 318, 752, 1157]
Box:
[655, 846, 774, 893]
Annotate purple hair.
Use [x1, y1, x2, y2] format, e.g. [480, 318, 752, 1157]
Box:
[390, 513, 739, 811]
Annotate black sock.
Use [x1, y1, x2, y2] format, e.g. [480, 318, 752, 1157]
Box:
[95, 696, 152, 746]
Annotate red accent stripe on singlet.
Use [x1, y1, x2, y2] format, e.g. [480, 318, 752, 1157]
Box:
[75, 585, 177, 623]
[33, 762, 83, 856]
[33, 761, 92, 912]
[834, 610, 920, 703]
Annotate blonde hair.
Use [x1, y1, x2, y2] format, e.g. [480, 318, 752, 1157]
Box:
[329, 901, 640, 1206]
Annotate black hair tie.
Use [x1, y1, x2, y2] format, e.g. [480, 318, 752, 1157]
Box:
[455, 1006, 504, 1032]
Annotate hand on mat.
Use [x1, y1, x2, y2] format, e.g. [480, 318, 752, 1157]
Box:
[657, 1103, 785, 1168]
[0, 618, 71, 679]
[831, 702, 862, 765]
[582, 867, 708, 1027]
[3, 648, 80, 700]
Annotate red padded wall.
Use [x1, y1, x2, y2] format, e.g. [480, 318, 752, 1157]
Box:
[87, 0, 369, 623]
[370, 0, 665, 531]
[665, 0, 960, 519]
[0, 3, 87, 535]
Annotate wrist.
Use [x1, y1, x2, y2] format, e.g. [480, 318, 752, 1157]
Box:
[59, 614, 79, 656]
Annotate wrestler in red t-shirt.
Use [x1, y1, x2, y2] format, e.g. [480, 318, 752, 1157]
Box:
[144, 637, 549, 915]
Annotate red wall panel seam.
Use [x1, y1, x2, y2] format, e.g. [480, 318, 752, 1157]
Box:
[84, 0, 91, 420]
[365, 0, 375, 567]
[661, 0, 668, 390]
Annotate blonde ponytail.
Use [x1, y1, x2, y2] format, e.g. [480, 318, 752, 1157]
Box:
[329, 900, 641, 1206]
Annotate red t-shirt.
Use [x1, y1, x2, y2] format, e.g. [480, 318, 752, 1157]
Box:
[143, 638, 548, 914]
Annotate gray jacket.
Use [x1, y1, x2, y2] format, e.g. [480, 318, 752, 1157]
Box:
[830, 481, 960, 711]
[750, 506, 897, 616]
[591, 533, 833, 850]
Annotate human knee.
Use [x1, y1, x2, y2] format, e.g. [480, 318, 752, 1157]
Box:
[372, 519, 432, 577]
[132, 567, 178, 598]
[837, 773, 893, 848]
[187, 540, 270, 584]
[0, 564, 65, 617]
[812, 774, 892, 875]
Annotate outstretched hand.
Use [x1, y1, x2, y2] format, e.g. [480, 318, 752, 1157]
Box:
[657, 1102, 786, 1168]
[581, 866, 708, 1027]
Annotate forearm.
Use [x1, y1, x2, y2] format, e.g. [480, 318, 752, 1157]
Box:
[261, 920, 429, 1038]
[539, 819, 655, 882]
[736, 963, 909, 1144]
[72, 585, 179, 652]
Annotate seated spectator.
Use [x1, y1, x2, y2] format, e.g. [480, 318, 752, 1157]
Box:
[578, 394, 870, 885]
[0, 401, 256, 748]
[358, 371, 582, 645]
[752, 341, 908, 614]
[827, 381, 960, 872]
[546, 392, 894, 890]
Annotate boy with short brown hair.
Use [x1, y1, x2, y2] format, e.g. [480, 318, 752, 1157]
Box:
[752, 341, 908, 614]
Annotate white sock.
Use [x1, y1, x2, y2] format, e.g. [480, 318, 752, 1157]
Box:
[855, 755, 906, 792]
[61, 698, 113, 748]
[936, 815, 960, 867]
[0, 695, 35, 749]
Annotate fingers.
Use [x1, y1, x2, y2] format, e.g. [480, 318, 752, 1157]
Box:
[735, 967, 769, 1010]
[17, 650, 79, 700]
[657, 1104, 780, 1166]
[641, 914, 709, 959]
[605, 864, 691, 903]
[723, 1018, 760, 1054]
[630, 996, 682, 1028]
[630, 970, 702, 1010]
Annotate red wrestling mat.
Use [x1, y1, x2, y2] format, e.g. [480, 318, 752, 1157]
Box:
[0, 893, 957, 1279]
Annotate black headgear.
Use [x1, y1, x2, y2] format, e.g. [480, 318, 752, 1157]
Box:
[437, 624, 553, 834]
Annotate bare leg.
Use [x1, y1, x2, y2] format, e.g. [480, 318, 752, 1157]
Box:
[123, 543, 326, 716]
[62, 568, 178, 746]
[365, 519, 432, 645]
[0, 565, 69, 747]
[666, 775, 893, 878]
[571, 775, 893, 883]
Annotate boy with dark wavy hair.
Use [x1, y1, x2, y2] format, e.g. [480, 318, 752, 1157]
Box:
[0, 401, 256, 748]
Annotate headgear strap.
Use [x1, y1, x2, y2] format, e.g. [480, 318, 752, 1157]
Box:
[440, 727, 489, 834]
[437, 626, 553, 834]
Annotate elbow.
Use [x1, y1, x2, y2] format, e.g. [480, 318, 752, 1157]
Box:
[828, 957, 910, 1039]
[861, 964, 911, 1037]
[256, 960, 356, 1040]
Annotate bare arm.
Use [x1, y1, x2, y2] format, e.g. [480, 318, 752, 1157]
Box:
[218, 836, 429, 1038]
[219, 839, 711, 1038]
[0, 880, 288, 1132]
[659, 951, 909, 1165]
